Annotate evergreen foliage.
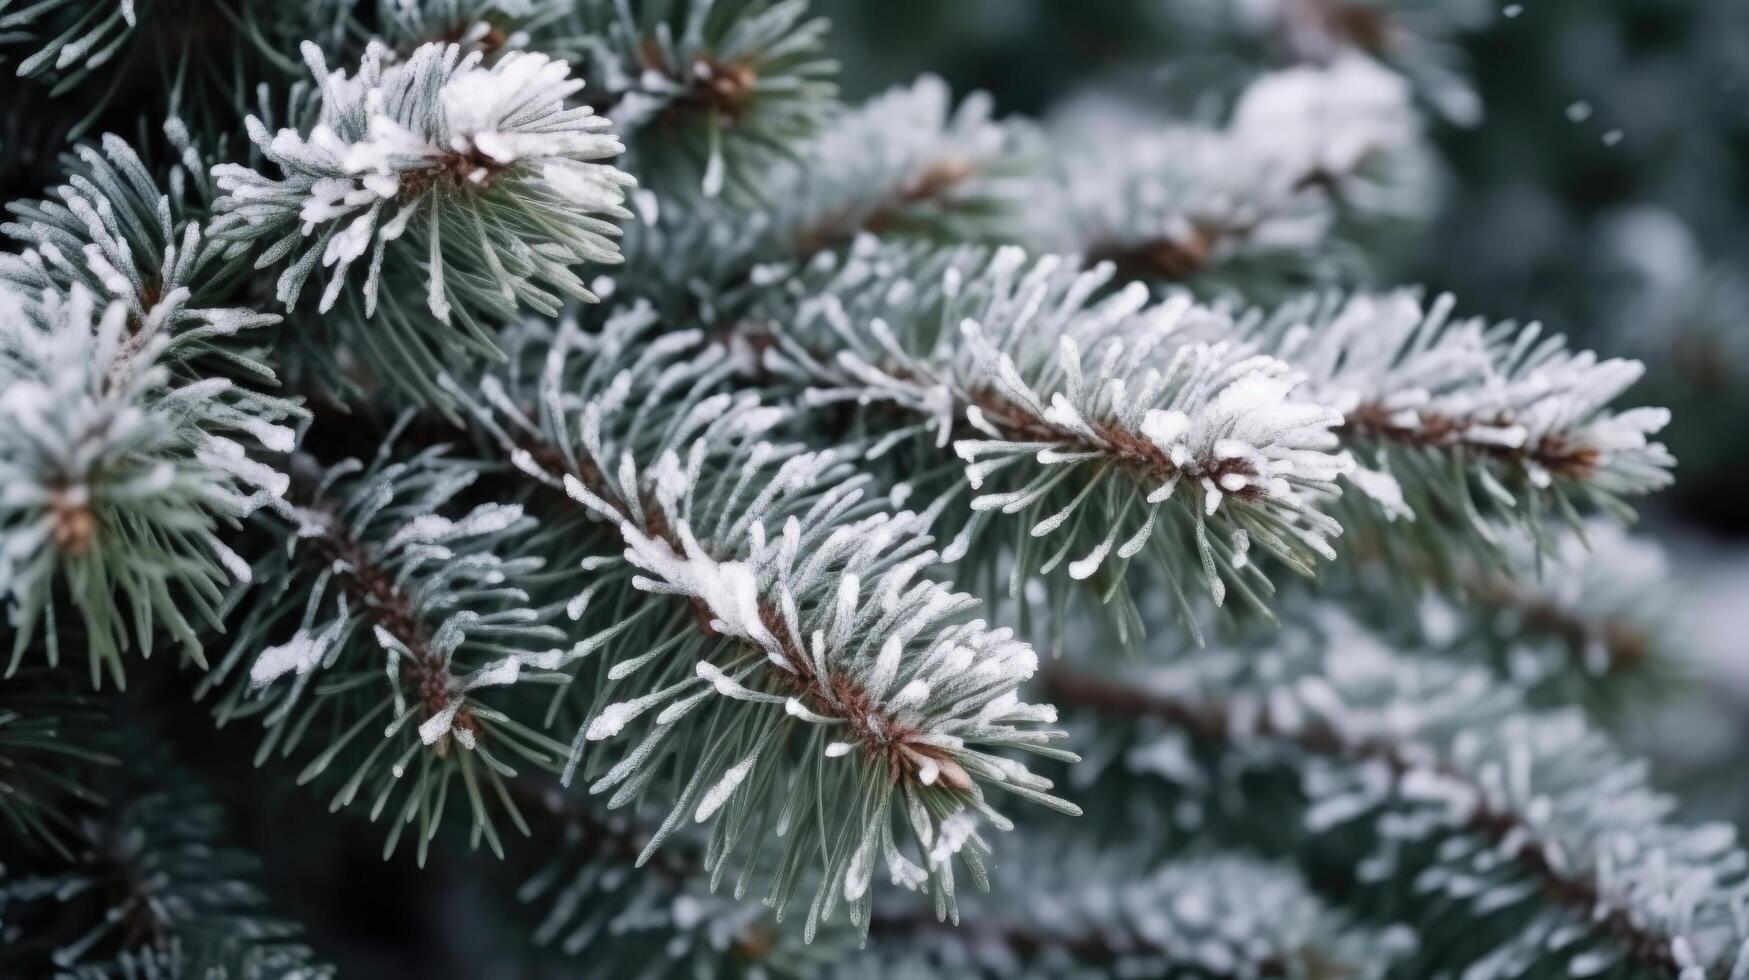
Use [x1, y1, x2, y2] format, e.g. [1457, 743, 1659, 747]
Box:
[0, 1, 1737, 977]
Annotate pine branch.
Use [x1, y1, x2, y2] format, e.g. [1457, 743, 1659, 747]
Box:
[771, 75, 1025, 256]
[2, 134, 284, 381]
[0, 676, 115, 859]
[0, 0, 353, 144]
[0, 285, 294, 687]
[1248, 290, 1674, 578]
[1048, 614, 1749, 979]
[0, 744, 332, 979]
[210, 39, 634, 404]
[863, 846, 1413, 979]
[1454, 519, 1674, 684]
[1267, 0, 1489, 125]
[606, 73, 1027, 340]
[512, 780, 854, 974]
[550, 0, 838, 201]
[738, 243, 1674, 625]
[1034, 54, 1433, 292]
[751, 243, 1349, 638]
[439, 308, 1077, 936]
[198, 441, 573, 863]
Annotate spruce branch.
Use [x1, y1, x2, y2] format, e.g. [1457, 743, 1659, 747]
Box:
[862, 847, 1414, 979]
[210, 39, 634, 402]
[0, 0, 145, 92]
[440, 308, 1077, 937]
[1036, 54, 1432, 291]
[1452, 519, 1675, 689]
[514, 781, 850, 974]
[370, 0, 573, 57]
[0, 285, 295, 687]
[748, 242, 1674, 620]
[1050, 613, 1749, 979]
[754, 243, 1349, 636]
[555, 0, 837, 200]
[1262, 0, 1488, 125]
[1248, 290, 1674, 577]
[0, 677, 115, 859]
[2, 134, 283, 381]
[606, 73, 1026, 339]
[199, 441, 573, 863]
[0, 748, 332, 979]
[771, 75, 1026, 256]
[0, 0, 352, 140]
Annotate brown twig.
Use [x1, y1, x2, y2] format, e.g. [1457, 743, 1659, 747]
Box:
[511, 429, 971, 791]
[293, 484, 476, 752]
[1342, 403, 1601, 482]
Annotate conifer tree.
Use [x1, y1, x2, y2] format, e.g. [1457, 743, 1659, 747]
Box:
[0, 2, 1741, 977]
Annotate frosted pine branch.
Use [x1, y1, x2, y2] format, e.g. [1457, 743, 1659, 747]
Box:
[863, 847, 1414, 979]
[0, 286, 295, 687]
[1455, 519, 1675, 684]
[609, 74, 1026, 335]
[2, 135, 283, 381]
[775, 75, 1026, 255]
[200, 444, 571, 862]
[1035, 54, 1433, 289]
[1248, 290, 1674, 573]
[0, 0, 143, 89]
[440, 308, 1076, 934]
[1053, 612, 1749, 980]
[556, 0, 836, 199]
[369, 0, 571, 56]
[1184, 0, 1491, 125]
[757, 243, 1349, 629]
[211, 40, 633, 400]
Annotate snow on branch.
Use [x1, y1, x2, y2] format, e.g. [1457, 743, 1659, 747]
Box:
[2, 134, 284, 381]
[211, 40, 633, 399]
[0, 286, 296, 688]
[440, 307, 1076, 935]
[199, 444, 571, 863]
[756, 242, 1350, 630]
[1033, 54, 1433, 290]
[0, 0, 144, 90]
[1246, 290, 1674, 574]
[1176, 0, 1491, 125]
[556, 0, 836, 199]
[1447, 519, 1676, 689]
[771, 75, 1027, 255]
[866, 845, 1414, 978]
[608, 73, 1027, 336]
[1054, 610, 1749, 980]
